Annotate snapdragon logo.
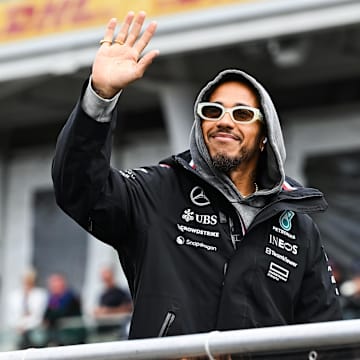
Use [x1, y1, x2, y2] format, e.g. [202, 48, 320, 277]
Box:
[175, 236, 217, 252]
[176, 236, 186, 245]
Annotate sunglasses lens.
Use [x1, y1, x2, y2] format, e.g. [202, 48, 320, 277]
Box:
[201, 105, 222, 120]
[233, 108, 255, 122]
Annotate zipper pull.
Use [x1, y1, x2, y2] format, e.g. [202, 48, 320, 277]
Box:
[222, 262, 228, 286]
[158, 311, 176, 337]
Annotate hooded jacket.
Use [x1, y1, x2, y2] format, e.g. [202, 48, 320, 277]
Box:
[190, 69, 286, 228]
[52, 69, 342, 340]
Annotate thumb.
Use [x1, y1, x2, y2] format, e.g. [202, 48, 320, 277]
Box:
[137, 49, 160, 74]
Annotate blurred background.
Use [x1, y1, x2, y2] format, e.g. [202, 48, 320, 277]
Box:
[0, 0, 359, 352]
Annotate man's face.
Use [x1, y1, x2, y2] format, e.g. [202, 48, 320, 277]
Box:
[48, 274, 67, 295]
[101, 268, 114, 287]
[201, 81, 265, 173]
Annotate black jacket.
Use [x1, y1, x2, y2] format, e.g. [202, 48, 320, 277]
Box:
[52, 100, 342, 339]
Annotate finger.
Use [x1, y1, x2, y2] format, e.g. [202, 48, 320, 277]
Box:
[115, 11, 135, 45]
[101, 18, 117, 46]
[137, 49, 160, 75]
[134, 21, 158, 54]
[125, 11, 146, 47]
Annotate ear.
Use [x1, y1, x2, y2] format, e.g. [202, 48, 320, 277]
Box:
[260, 136, 267, 152]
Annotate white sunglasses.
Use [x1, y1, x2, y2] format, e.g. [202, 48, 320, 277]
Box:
[197, 102, 263, 124]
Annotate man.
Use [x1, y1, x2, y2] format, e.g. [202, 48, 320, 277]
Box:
[93, 266, 132, 317]
[43, 273, 86, 346]
[52, 11, 342, 340]
[93, 266, 132, 338]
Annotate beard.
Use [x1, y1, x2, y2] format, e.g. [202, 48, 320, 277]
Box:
[211, 153, 244, 173]
[211, 148, 255, 173]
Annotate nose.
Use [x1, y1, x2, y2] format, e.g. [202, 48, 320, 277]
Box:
[216, 110, 234, 127]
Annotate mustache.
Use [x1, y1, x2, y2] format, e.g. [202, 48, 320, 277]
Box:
[208, 128, 242, 141]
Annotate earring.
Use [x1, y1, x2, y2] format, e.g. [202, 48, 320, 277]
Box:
[260, 137, 267, 152]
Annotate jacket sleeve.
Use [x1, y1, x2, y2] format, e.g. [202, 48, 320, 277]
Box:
[294, 217, 343, 323]
[51, 85, 132, 249]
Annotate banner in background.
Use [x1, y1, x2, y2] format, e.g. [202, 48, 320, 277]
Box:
[0, 0, 252, 43]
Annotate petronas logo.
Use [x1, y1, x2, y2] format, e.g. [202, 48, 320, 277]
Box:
[279, 210, 295, 231]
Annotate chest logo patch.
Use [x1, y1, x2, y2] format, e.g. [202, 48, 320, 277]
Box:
[181, 209, 218, 226]
[267, 262, 289, 282]
[279, 210, 295, 231]
[182, 209, 195, 222]
[190, 186, 210, 207]
[175, 236, 217, 252]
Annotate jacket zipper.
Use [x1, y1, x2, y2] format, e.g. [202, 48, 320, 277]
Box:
[158, 311, 176, 337]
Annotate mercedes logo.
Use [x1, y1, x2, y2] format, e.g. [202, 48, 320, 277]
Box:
[190, 186, 210, 207]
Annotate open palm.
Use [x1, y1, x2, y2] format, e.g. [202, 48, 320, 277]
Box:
[92, 11, 159, 99]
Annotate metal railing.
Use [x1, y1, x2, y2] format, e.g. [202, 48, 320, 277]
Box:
[0, 319, 359, 360]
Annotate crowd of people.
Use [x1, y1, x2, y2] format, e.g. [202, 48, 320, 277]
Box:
[5, 262, 360, 354]
[7, 266, 132, 349]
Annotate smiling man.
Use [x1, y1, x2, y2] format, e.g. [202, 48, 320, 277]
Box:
[200, 80, 266, 197]
[52, 11, 342, 342]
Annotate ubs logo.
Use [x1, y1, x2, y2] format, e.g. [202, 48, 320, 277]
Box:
[182, 209, 218, 225]
[190, 186, 210, 207]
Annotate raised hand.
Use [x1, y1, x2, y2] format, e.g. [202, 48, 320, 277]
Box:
[92, 11, 159, 99]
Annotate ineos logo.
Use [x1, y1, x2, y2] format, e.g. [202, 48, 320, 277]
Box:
[190, 186, 210, 207]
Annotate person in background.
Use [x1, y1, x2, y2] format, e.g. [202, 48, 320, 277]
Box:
[7, 268, 47, 349]
[52, 10, 342, 343]
[43, 273, 86, 346]
[93, 266, 132, 338]
[93, 266, 132, 317]
[340, 261, 360, 319]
